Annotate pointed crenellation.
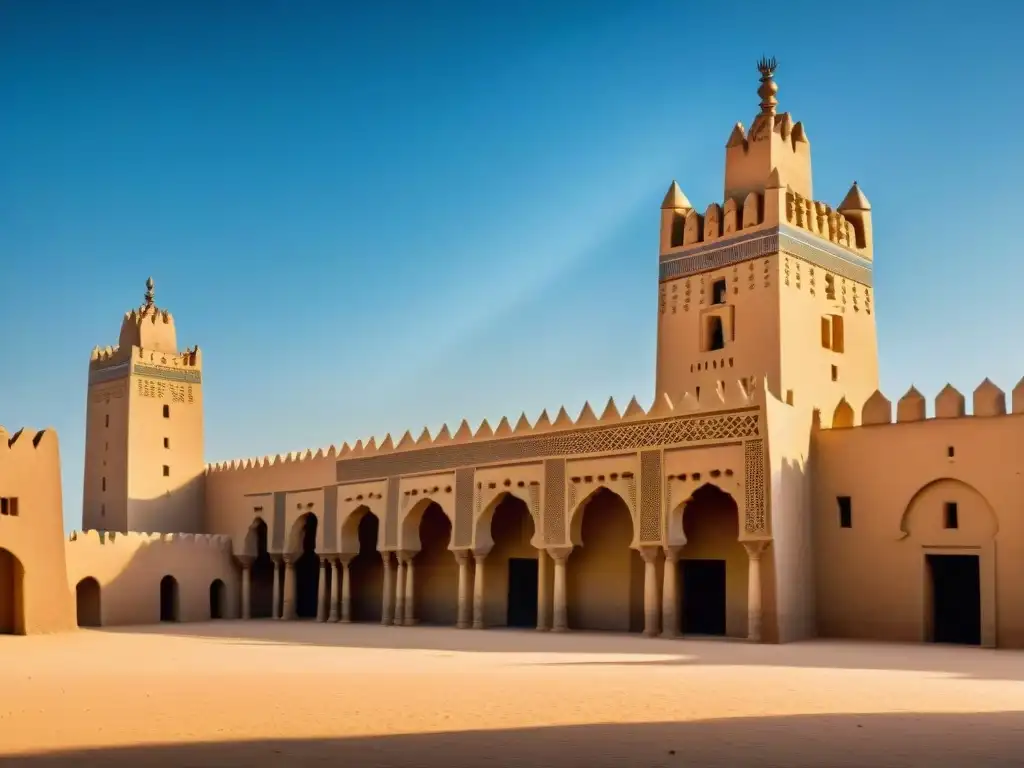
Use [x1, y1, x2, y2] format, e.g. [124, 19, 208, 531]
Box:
[416, 427, 432, 446]
[533, 409, 552, 432]
[575, 402, 598, 427]
[861, 390, 892, 425]
[513, 412, 532, 434]
[621, 396, 646, 420]
[475, 419, 494, 439]
[1014, 377, 1024, 415]
[663, 188, 764, 251]
[973, 378, 1006, 418]
[831, 398, 854, 428]
[493, 416, 513, 438]
[896, 386, 927, 423]
[935, 384, 966, 419]
[599, 397, 620, 423]
[552, 407, 574, 429]
[452, 420, 473, 443]
[433, 425, 452, 444]
[395, 431, 415, 450]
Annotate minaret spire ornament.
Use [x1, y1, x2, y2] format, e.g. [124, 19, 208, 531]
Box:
[757, 56, 778, 116]
[143, 277, 155, 310]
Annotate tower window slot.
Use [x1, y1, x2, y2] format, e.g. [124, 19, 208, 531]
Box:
[712, 279, 727, 305]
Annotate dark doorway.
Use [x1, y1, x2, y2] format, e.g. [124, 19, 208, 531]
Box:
[159, 575, 179, 622]
[507, 558, 538, 628]
[928, 554, 981, 645]
[0, 549, 24, 635]
[295, 514, 320, 619]
[350, 511, 383, 622]
[250, 518, 274, 618]
[209, 579, 226, 619]
[76, 577, 102, 627]
[682, 559, 726, 635]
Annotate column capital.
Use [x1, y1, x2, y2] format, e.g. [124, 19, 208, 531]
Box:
[398, 549, 419, 564]
[270, 554, 284, 565]
[546, 546, 573, 562]
[235, 554, 255, 567]
[472, 547, 491, 562]
[452, 548, 473, 564]
[335, 554, 354, 566]
[743, 539, 770, 560]
[282, 554, 298, 566]
[638, 545, 662, 564]
[319, 556, 332, 567]
[663, 545, 682, 562]
[380, 550, 394, 565]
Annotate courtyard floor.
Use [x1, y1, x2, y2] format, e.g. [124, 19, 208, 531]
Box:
[1, 622, 1024, 766]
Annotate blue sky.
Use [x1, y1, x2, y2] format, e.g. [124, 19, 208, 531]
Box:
[2, 1, 1022, 531]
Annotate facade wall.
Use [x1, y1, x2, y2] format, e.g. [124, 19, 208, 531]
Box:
[813, 408, 1024, 647]
[82, 374, 130, 532]
[65, 530, 239, 626]
[0, 427, 76, 634]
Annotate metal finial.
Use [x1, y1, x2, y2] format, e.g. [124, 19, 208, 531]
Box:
[144, 277, 155, 309]
[757, 56, 779, 116]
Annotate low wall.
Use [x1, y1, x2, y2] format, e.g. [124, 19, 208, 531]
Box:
[65, 530, 240, 626]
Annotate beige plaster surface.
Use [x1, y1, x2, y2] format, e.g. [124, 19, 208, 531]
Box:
[2, 623, 1024, 766]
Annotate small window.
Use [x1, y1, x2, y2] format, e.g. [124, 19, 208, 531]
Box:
[105, 414, 110, 428]
[831, 365, 838, 382]
[837, 496, 852, 528]
[100, 503, 105, 517]
[947, 446, 955, 458]
[163, 465, 170, 477]
[944, 501, 959, 529]
[162, 405, 170, 418]
[706, 315, 725, 351]
[0, 497, 18, 516]
[163, 437, 170, 449]
[825, 274, 836, 300]
[712, 279, 727, 305]
[101, 477, 106, 492]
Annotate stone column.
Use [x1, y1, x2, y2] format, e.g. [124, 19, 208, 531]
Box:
[536, 548, 549, 631]
[661, 546, 681, 638]
[394, 556, 407, 627]
[282, 557, 297, 620]
[238, 556, 253, 620]
[640, 546, 661, 637]
[455, 550, 472, 629]
[271, 557, 282, 620]
[744, 540, 768, 643]
[472, 551, 487, 629]
[316, 558, 329, 622]
[404, 555, 417, 626]
[549, 547, 571, 632]
[329, 558, 341, 622]
[381, 551, 394, 626]
[339, 556, 353, 623]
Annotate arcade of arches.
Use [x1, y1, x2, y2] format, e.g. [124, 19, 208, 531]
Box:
[233, 485, 771, 641]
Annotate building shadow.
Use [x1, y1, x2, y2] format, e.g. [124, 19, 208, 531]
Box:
[4, 712, 1024, 767]
[99, 620, 1024, 683]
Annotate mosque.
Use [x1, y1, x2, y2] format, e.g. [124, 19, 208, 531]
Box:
[3, 59, 1023, 648]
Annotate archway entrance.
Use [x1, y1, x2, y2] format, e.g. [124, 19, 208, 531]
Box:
[567, 488, 640, 632]
[679, 484, 744, 637]
[412, 502, 458, 625]
[249, 518, 274, 618]
[160, 575, 179, 622]
[928, 554, 981, 645]
[209, 579, 226, 619]
[0, 548, 25, 635]
[76, 577, 102, 627]
[485, 494, 537, 628]
[294, 514, 320, 619]
[348, 509, 383, 622]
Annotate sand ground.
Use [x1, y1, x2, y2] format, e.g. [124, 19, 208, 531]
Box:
[1, 621, 1024, 767]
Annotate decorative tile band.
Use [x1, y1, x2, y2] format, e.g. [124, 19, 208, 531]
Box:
[659, 226, 872, 287]
[88, 362, 131, 385]
[133, 364, 202, 384]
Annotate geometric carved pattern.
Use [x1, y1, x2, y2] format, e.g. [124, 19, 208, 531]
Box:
[88, 361, 130, 385]
[543, 459, 566, 545]
[133, 363, 203, 384]
[272, 491, 286, 551]
[659, 225, 872, 288]
[638, 450, 662, 543]
[337, 412, 759, 484]
[527, 483, 541, 536]
[743, 439, 766, 534]
[384, 477, 400, 548]
[453, 467, 475, 548]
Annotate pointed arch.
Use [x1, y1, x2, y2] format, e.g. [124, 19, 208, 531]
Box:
[568, 485, 636, 546]
[339, 504, 380, 554]
[401, 497, 454, 552]
[75, 577, 102, 627]
[289, 513, 320, 619]
[286, 512, 319, 556]
[897, 478, 998, 541]
[247, 517, 274, 618]
[667, 482, 740, 546]
[475, 489, 538, 552]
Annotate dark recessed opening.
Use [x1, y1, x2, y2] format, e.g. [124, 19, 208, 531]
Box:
[162, 405, 170, 418]
[163, 437, 170, 449]
[947, 446, 955, 458]
[162, 465, 170, 477]
[712, 279, 727, 305]
[944, 501, 959, 529]
[707, 316, 725, 351]
[837, 496, 852, 528]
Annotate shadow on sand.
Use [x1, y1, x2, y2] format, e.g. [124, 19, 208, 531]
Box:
[5, 712, 1024, 767]
[104, 619, 1024, 682]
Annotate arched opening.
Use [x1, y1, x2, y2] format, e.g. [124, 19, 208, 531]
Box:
[209, 579, 226, 619]
[293, 514, 320, 619]
[76, 577, 102, 627]
[411, 501, 458, 625]
[348, 509, 383, 622]
[248, 518, 274, 619]
[679, 484, 744, 637]
[566, 488, 641, 632]
[159, 575, 179, 622]
[483, 494, 537, 628]
[0, 548, 25, 635]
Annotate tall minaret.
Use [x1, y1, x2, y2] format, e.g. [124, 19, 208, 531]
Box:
[83, 278, 205, 533]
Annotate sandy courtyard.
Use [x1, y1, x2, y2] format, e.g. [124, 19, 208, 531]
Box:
[2, 623, 1024, 767]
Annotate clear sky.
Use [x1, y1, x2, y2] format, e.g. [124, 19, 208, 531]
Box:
[2, 1, 1022, 532]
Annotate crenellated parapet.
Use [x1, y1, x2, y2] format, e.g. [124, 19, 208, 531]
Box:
[0, 425, 59, 455]
[67, 529, 233, 548]
[206, 379, 766, 475]
[822, 377, 1024, 429]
